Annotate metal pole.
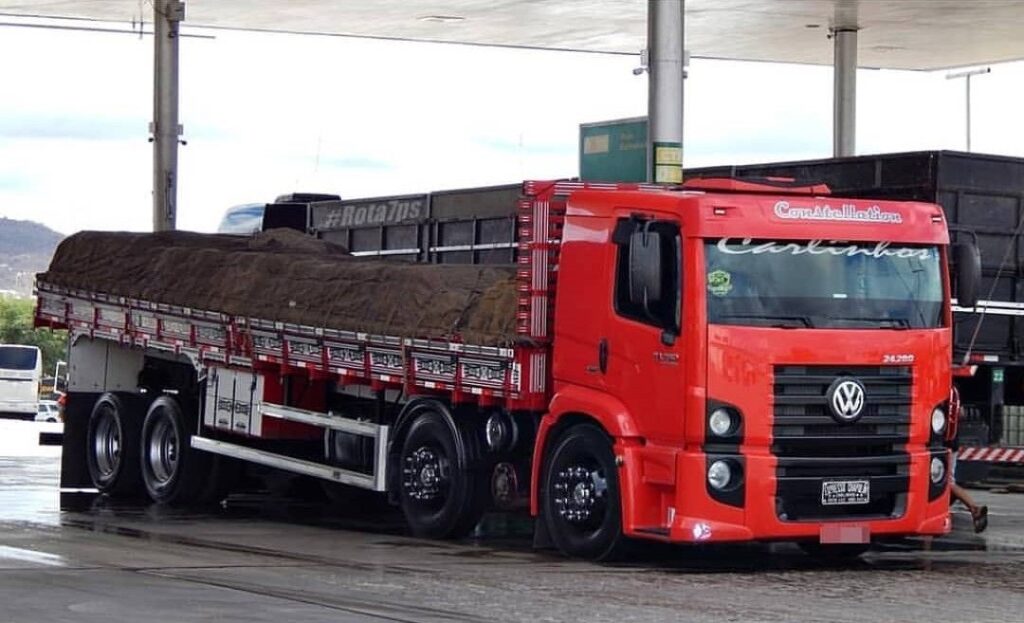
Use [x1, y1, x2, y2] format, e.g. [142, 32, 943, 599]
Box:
[966, 74, 972, 152]
[647, 0, 684, 183]
[832, 27, 857, 157]
[945, 67, 990, 153]
[152, 0, 185, 231]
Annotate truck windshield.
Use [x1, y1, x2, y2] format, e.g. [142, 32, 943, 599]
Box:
[705, 238, 943, 329]
[0, 346, 39, 370]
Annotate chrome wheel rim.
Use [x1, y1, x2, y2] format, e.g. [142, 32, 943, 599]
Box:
[402, 446, 450, 506]
[552, 461, 608, 530]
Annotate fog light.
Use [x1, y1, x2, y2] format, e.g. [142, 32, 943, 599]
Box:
[707, 460, 732, 490]
[930, 456, 946, 484]
[709, 408, 735, 437]
[931, 407, 947, 435]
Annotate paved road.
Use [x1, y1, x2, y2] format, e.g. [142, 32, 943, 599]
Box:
[1, 419, 1022, 623]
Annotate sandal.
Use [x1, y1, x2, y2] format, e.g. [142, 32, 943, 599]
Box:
[972, 505, 989, 533]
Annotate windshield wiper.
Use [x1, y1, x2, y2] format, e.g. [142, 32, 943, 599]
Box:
[833, 317, 912, 329]
[716, 313, 814, 328]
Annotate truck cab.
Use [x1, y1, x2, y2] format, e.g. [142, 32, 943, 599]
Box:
[537, 181, 957, 555]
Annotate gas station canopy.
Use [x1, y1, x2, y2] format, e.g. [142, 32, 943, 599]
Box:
[4, 0, 1024, 71]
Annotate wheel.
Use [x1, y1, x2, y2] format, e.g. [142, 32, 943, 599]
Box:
[86, 392, 144, 497]
[542, 424, 628, 560]
[798, 542, 870, 561]
[140, 395, 211, 505]
[398, 409, 485, 539]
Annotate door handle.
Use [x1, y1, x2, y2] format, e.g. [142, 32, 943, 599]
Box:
[598, 338, 608, 374]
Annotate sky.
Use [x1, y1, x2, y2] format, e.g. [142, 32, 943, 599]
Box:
[2, 17, 1024, 235]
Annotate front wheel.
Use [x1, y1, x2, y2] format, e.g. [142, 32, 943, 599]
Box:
[140, 395, 210, 505]
[542, 424, 628, 561]
[398, 410, 485, 539]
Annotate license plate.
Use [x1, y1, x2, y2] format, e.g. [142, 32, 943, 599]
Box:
[821, 480, 870, 506]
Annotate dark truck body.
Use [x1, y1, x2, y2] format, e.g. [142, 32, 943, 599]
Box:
[262, 184, 522, 265]
[690, 150, 1024, 459]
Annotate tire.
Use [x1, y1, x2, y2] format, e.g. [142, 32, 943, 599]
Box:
[542, 424, 628, 561]
[398, 409, 485, 539]
[86, 392, 144, 497]
[140, 395, 211, 505]
[798, 542, 870, 561]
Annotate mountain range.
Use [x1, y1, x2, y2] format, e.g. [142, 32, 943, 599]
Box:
[0, 218, 64, 299]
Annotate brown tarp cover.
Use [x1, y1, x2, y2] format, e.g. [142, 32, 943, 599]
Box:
[38, 230, 521, 346]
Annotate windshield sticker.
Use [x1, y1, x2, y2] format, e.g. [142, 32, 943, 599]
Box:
[716, 238, 932, 261]
[773, 200, 903, 224]
[707, 269, 733, 297]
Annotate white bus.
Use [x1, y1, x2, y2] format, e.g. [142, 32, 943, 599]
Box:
[0, 344, 42, 419]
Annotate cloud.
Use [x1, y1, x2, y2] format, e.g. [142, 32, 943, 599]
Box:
[0, 172, 29, 191]
[0, 114, 145, 140]
[316, 155, 392, 170]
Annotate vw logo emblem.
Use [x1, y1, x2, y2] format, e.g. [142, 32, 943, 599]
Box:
[827, 378, 866, 423]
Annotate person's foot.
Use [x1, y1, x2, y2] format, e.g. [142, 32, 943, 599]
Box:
[972, 505, 989, 533]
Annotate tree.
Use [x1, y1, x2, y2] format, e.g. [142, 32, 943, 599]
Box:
[0, 298, 68, 378]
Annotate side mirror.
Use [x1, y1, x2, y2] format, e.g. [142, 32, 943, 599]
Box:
[954, 242, 981, 308]
[629, 225, 662, 307]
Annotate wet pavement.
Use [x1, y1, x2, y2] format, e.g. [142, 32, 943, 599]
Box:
[1, 419, 1022, 622]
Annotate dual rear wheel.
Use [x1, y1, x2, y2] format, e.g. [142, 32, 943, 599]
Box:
[86, 392, 229, 505]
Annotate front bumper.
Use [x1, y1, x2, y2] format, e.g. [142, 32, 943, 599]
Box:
[621, 445, 951, 543]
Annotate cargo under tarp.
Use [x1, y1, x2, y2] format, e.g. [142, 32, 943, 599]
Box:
[38, 229, 520, 346]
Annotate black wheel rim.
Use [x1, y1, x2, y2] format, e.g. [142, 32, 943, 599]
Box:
[552, 455, 609, 533]
[92, 405, 121, 479]
[401, 445, 451, 510]
[147, 415, 179, 486]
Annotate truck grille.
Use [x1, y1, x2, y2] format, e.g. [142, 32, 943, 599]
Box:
[772, 365, 912, 521]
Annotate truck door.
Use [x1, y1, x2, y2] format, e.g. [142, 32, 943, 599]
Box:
[603, 217, 685, 444]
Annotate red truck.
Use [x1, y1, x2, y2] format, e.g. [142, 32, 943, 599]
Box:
[35, 179, 979, 560]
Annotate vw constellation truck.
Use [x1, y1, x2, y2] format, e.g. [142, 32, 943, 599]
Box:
[36, 178, 978, 560]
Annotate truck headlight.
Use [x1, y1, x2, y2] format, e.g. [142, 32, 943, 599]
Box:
[708, 408, 735, 437]
[707, 460, 732, 490]
[930, 456, 946, 484]
[931, 407, 947, 436]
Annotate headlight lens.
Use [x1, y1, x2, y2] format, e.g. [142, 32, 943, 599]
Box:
[707, 460, 732, 490]
[709, 408, 735, 437]
[930, 456, 946, 484]
[931, 407, 947, 435]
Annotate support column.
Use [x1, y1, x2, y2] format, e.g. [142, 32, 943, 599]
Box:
[832, 27, 857, 158]
[647, 0, 685, 183]
[152, 0, 185, 232]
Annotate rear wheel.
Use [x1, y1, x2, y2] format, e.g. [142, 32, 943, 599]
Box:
[86, 392, 143, 497]
[542, 424, 628, 561]
[140, 395, 211, 505]
[398, 410, 485, 539]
